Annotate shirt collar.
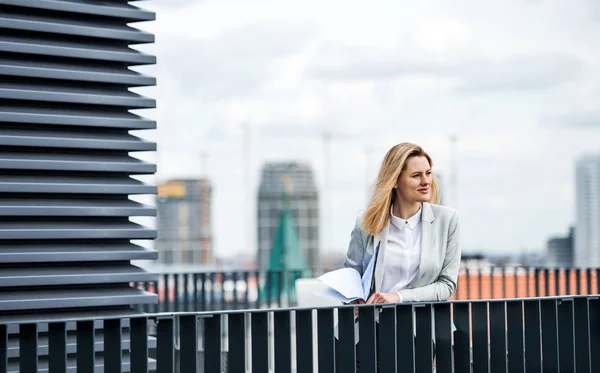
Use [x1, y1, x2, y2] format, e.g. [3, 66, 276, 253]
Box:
[390, 203, 422, 229]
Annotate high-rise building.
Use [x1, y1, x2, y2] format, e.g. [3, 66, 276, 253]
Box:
[575, 156, 600, 267]
[547, 227, 574, 267]
[257, 162, 319, 269]
[156, 179, 213, 266]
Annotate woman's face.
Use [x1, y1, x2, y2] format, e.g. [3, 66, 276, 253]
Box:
[396, 156, 432, 203]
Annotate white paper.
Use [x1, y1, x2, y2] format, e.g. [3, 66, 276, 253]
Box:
[316, 268, 363, 302]
[317, 249, 378, 302]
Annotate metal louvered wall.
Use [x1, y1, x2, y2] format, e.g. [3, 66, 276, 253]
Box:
[0, 0, 158, 316]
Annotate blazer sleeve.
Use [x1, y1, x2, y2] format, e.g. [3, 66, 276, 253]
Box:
[397, 210, 461, 302]
[342, 217, 367, 276]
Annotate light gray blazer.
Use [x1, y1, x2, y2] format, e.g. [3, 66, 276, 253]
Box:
[343, 202, 461, 303]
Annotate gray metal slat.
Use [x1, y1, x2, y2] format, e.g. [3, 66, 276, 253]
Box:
[0, 82, 155, 108]
[0, 264, 157, 287]
[0, 35, 155, 64]
[0, 287, 157, 311]
[0, 105, 156, 129]
[0, 175, 156, 194]
[0, 152, 156, 174]
[0, 57, 156, 85]
[0, 221, 156, 240]
[0, 13, 154, 43]
[0, 308, 143, 327]
[0, 243, 158, 263]
[0, 0, 155, 21]
[0, 198, 155, 217]
[0, 128, 156, 151]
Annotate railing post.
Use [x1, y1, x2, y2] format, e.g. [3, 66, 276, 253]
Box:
[541, 299, 560, 371]
[76, 320, 94, 373]
[359, 306, 378, 373]
[228, 313, 247, 373]
[465, 268, 471, 299]
[130, 317, 149, 373]
[377, 306, 397, 373]
[453, 303, 471, 373]
[208, 272, 215, 311]
[252, 311, 269, 373]
[317, 308, 335, 373]
[336, 307, 356, 373]
[414, 305, 432, 373]
[590, 296, 600, 372]
[0, 325, 7, 373]
[558, 298, 576, 372]
[173, 273, 180, 312]
[535, 268, 540, 297]
[507, 300, 525, 373]
[296, 310, 314, 373]
[105, 318, 123, 373]
[274, 311, 293, 373]
[232, 271, 239, 309]
[472, 302, 489, 372]
[524, 299, 542, 373]
[574, 297, 591, 373]
[200, 272, 207, 311]
[48, 322, 67, 373]
[183, 273, 189, 312]
[20, 323, 38, 373]
[254, 270, 261, 308]
[265, 271, 272, 308]
[157, 316, 175, 373]
[205, 314, 222, 373]
[243, 271, 250, 309]
[277, 270, 283, 308]
[180, 315, 198, 373]
[434, 303, 452, 373]
[489, 301, 507, 373]
[193, 273, 199, 311]
[490, 266, 495, 299]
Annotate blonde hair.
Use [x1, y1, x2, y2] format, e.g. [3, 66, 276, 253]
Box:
[362, 142, 439, 235]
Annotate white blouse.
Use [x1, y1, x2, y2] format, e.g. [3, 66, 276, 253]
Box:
[381, 205, 423, 301]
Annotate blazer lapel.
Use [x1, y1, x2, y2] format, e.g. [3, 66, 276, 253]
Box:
[414, 202, 436, 286]
[373, 222, 389, 292]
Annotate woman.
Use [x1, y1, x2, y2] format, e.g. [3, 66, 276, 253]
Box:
[342, 142, 460, 369]
[345, 142, 460, 303]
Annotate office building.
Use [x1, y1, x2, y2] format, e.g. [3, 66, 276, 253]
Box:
[575, 155, 600, 267]
[257, 162, 319, 269]
[547, 227, 574, 267]
[156, 179, 213, 266]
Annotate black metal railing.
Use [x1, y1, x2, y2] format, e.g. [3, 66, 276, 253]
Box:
[134, 268, 333, 313]
[4, 295, 600, 372]
[135, 266, 600, 313]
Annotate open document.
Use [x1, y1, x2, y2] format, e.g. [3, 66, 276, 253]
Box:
[317, 247, 378, 303]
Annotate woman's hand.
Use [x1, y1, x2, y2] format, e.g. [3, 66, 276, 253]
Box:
[366, 292, 400, 304]
[349, 298, 365, 317]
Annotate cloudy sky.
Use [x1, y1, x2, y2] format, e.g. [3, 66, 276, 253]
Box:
[132, 0, 600, 260]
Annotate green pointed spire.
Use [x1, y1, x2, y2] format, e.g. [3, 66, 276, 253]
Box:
[267, 177, 307, 271]
[261, 175, 308, 303]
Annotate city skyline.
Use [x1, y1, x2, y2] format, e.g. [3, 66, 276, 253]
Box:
[136, 0, 600, 259]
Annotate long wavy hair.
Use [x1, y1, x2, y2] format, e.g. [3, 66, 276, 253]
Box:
[362, 142, 439, 235]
